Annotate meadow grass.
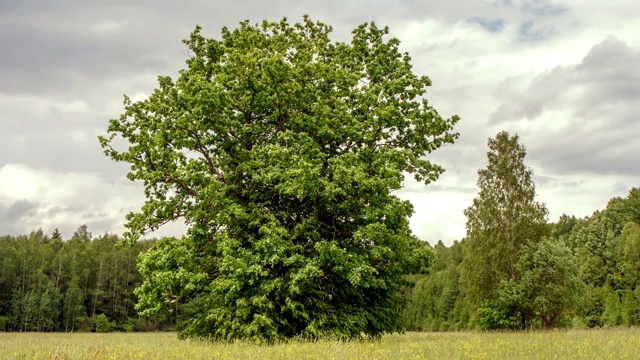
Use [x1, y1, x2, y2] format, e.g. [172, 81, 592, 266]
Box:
[1, 328, 639, 359]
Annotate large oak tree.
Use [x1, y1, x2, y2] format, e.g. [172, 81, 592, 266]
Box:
[100, 17, 459, 341]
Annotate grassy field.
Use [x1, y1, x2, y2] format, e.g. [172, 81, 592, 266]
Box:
[1, 328, 639, 359]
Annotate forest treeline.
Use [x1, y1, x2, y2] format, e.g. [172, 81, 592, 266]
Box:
[403, 187, 640, 331]
[0, 226, 175, 332]
[1, 191, 638, 333]
[1, 188, 638, 333]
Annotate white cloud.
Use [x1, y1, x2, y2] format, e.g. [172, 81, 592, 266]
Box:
[0, 164, 40, 200]
[0, 163, 143, 236]
[91, 20, 128, 35]
[398, 187, 472, 243]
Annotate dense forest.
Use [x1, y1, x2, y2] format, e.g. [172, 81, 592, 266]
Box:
[0, 227, 175, 332]
[404, 187, 640, 330]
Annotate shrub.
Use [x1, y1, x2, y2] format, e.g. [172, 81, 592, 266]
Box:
[93, 314, 115, 333]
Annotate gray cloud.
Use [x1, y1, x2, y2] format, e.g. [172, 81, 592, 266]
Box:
[492, 36, 640, 176]
[0, 131, 130, 180]
[490, 0, 568, 16]
[521, 1, 568, 17]
[517, 20, 555, 41]
[0, 200, 45, 235]
[5, 200, 38, 222]
[0, 198, 132, 239]
[0, 205, 21, 235]
[468, 17, 506, 33]
[0, 0, 637, 244]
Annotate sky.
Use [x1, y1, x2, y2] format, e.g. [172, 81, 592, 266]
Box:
[1, 0, 638, 244]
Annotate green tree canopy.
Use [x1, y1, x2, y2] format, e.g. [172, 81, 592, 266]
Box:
[99, 17, 459, 341]
[460, 131, 548, 314]
[498, 238, 584, 329]
[618, 222, 640, 289]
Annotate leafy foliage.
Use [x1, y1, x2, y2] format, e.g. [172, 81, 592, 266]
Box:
[481, 238, 585, 329]
[402, 241, 466, 331]
[93, 313, 115, 333]
[459, 131, 548, 314]
[99, 17, 458, 341]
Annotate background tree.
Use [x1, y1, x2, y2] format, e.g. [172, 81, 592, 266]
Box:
[0, 225, 161, 332]
[459, 131, 548, 320]
[99, 16, 459, 341]
[486, 238, 585, 329]
[62, 277, 85, 331]
[573, 189, 640, 327]
[618, 222, 640, 290]
[403, 240, 465, 331]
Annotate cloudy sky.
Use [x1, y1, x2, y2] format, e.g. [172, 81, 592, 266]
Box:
[1, 0, 638, 244]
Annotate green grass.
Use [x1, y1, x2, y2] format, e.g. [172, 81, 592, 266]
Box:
[1, 328, 639, 359]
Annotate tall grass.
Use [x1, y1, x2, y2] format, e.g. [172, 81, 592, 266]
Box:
[1, 328, 638, 359]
